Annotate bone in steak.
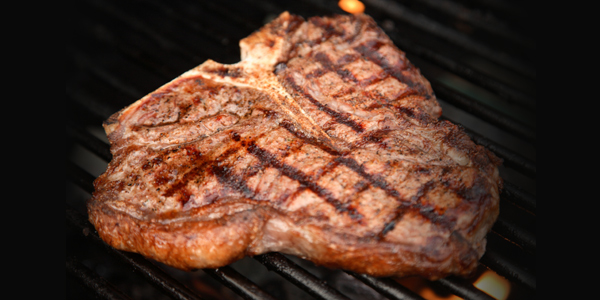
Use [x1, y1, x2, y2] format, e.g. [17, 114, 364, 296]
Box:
[88, 12, 502, 280]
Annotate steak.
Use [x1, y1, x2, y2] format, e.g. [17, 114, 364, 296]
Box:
[87, 12, 502, 280]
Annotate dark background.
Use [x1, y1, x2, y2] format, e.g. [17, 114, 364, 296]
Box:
[67, 0, 535, 299]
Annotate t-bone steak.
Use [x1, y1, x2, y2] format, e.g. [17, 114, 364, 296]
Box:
[87, 12, 502, 280]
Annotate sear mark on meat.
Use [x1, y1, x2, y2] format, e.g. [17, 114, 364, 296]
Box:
[88, 12, 502, 280]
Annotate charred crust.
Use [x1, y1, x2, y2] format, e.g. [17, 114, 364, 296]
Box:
[313, 52, 359, 83]
[268, 12, 304, 36]
[354, 42, 432, 98]
[103, 110, 122, 128]
[206, 65, 243, 78]
[88, 12, 500, 279]
[284, 74, 365, 132]
[308, 16, 345, 41]
[378, 217, 398, 238]
[211, 165, 256, 199]
[279, 119, 340, 156]
[247, 141, 363, 220]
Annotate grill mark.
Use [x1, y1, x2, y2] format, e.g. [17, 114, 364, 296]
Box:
[394, 88, 421, 101]
[352, 179, 371, 194]
[159, 124, 271, 206]
[211, 164, 255, 199]
[161, 146, 244, 206]
[335, 153, 434, 239]
[350, 129, 392, 150]
[204, 65, 243, 78]
[309, 17, 344, 41]
[357, 73, 387, 88]
[360, 85, 429, 123]
[284, 14, 304, 34]
[337, 136, 455, 235]
[247, 141, 363, 220]
[206, 127, 281, 202]
[209, 123, 314, 204]
[312, 157, 342, 182]
[410, 181, 446, 222]
[278, 121, 448, 234]
[354, 42, 417, 89]
[160, 123, 451, 233]
[287, 186, 309, 203]
[156, 109, 446, 233]
[336, 53, 360, 65]
[279, 121, 391, 213]
[376, 200, 450, 239]
[284, 75, 365, 133]
[278, 119, 341, 156]
[379, 221, 396, 237]
[313, 48, 426, 122]
[368, 87, 420, 108]
[248, 123, 450, 229]
[378, 211, 407, 238]
[336, 156, 403, 201]
[160, 147, 208, 205]
[314, 52, 359, 83]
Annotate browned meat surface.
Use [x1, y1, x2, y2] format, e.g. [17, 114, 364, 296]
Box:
[88, 12, 502, 280]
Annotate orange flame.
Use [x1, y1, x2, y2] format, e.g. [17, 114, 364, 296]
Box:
[396, 269, 511, 300]
[338, 0, 365, 14]
[474, 270, 511, 300]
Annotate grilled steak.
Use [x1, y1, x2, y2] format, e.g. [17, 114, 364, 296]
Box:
[88, 12, 502, 280]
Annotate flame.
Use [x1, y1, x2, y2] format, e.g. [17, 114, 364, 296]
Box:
[338, 0, 365, 14]
[474, 270, 511, 300]
[396, 277, 461, 300]
[396, 269, 511, 300]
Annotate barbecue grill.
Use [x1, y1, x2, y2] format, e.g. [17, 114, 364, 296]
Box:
[66, 0, 535, 299]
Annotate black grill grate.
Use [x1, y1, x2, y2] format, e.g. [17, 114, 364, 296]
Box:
[66, 0, 535, 299]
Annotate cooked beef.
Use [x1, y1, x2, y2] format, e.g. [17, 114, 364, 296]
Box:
[87, 12, 502, 280]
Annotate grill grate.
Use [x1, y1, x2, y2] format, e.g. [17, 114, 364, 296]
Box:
[66, 0, 535, 299]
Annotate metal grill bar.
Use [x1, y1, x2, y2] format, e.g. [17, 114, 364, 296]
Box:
[67, 256, 132, 300]
[68, 203, 275, 300]
[388, 34, 535, 110]
[68, 106, 535, 257]
[203, 267, 278, 300]
[463, 127, 536, 179]
[348, 272, 425, 300]
[66, 67, 535, 300]
[68, 153, 532, 300]
[255, 253, 351, 300]
[68, 155, 442, 300]
[502, 181, 536, 213]
[436, 277, 496, 300]
[67, 165, 278, 300]
[493, 199, 536, 253]
[81, 0, 207, 65]
[67, 46, 147, 101]
[70, 0, 537, 176]
[362, 0, 535, 78]
[67, 0, 535, 299]
[480, 235, 536, 290]
[434, 83, 535, 142]
[257, 2, 535, 173]
[67, 131, 534, 298]
[67, 86, 536, 292]
[67, 206, 205, 300]
[68, 49, 537, 183]
[72, 0, 537, 178]
[407, 0, 534, 51]
[67, 161, 96, 195]
[67, 124, 111, 162]
[492, 214, 535, 256]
